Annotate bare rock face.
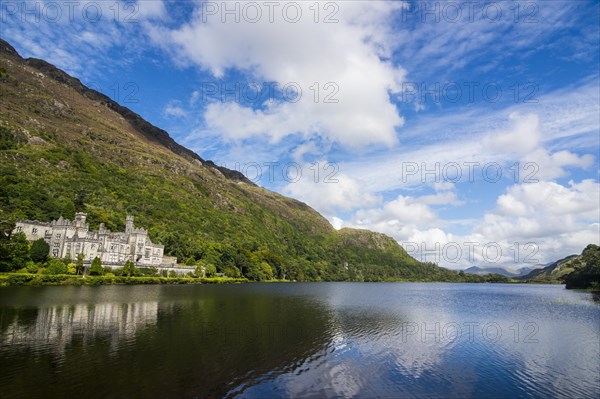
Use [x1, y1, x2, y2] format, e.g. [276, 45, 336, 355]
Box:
[28, 136, 49, 146]
[56, 160, 70, 169]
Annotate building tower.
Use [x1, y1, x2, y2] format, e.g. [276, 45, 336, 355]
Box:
[125, 216, 134, 233]
[74, 212, 87, 227]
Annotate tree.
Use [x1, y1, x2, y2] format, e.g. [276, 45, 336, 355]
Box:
[185, 256, 197, 266]
[260, 261, 274, 280]
[205, 263, 217, 277]
[565, 244, 600, 289]
[67, 263, 77, 275]
[7, 232, 31, 271]
[122, 260, 138, 277]
[89, 256, 103, 276]
[62, 253, 73, 265]
[30, 238, 49, 262]
[76, 253, 85, 275]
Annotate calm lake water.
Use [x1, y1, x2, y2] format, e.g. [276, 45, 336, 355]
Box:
[0, 283, 599, 398]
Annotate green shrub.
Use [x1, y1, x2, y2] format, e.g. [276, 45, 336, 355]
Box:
[26, 261, 38, 274]
[45, 258, 67, 275]
[7, 274, 35, 285]
[87, 276, 104, 286]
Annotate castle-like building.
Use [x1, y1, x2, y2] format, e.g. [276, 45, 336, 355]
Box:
[14, 213, 165, 266]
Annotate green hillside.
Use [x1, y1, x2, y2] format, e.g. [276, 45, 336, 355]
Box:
[519, 244, 600, 289]
[0, 38, 466, 282]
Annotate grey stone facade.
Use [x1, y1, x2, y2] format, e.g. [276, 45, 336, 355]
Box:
[14, 213, 165, 266]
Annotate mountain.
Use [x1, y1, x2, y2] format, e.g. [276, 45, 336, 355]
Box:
[563, 244, 600, 289]
[518, 255, 579, 282]
[464, 265, 544, 277]
[520, 245, 600, 288]
[0, 38, 462, 282]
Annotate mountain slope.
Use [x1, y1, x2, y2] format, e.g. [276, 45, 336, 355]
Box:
[520, 245, 600, 288]
[0, 38, 463, 281]
[518, 255, 578, 282]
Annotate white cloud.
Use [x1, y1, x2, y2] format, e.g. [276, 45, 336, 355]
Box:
[330, 179, 599, 268]
[484, 112, 541, 154]
[521, 148, 594, 180]
[339, 81, 600, 194]
[147, 1, 407, 147]
[488, 180, 600, 226]
[283, 168, 381, 213]
[164, 100, 187, 118]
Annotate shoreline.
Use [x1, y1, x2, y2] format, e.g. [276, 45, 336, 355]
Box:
[0, 272, 552, 287]
[0, 273, 247, 286]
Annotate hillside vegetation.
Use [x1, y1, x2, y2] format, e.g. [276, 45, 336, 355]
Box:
[520, 244, 600, 289]
[0, 38, 487, 282]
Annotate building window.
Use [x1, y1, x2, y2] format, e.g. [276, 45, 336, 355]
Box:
[56, 233, 61, 239]
[53, 242, 60, 248]
[52, 249, 59, 257]
[145, 249, 150, 258]
[67, 243, 71, 252]
[32, 228, 38, 234]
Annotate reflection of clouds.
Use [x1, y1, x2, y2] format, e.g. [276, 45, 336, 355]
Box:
[242, 284, 600, 398]
[2, 302, 158, 354]
[269, 290, 463, 398]
[496, 312, 600, 398]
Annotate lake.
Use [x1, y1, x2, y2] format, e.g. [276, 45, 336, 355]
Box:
[0, 283, 598, 398]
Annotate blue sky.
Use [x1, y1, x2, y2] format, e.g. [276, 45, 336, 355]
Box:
[2, 0, 599, 268]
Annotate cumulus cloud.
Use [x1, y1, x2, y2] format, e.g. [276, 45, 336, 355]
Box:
[521, 148, 594, 180]
[146, 1, 407, 147]
[485, 112, 541, 154]
[283, 167, 381, 213]
[486, 180, 600, 232]
[330, 179, 599, 268]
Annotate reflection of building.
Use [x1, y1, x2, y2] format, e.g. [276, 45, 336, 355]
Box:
[1, 302, 159, 353]
[14, 213, 164, 266]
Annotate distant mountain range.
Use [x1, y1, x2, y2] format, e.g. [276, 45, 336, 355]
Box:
[464, 265, 545, 278]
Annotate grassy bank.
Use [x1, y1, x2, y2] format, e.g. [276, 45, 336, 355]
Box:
[0, 272, 523, 287]
[0, 273, 247, 286]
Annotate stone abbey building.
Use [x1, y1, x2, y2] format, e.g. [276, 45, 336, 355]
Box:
[14, 213, 166, 266]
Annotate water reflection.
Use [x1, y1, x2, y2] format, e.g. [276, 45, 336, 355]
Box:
[2, 302, 158, 353]
[0, 284, 598, 399]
